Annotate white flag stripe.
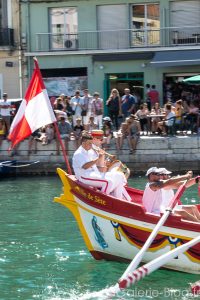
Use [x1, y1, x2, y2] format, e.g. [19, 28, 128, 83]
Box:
[9, 99, 27, 133]
[25, 89, 56, 132]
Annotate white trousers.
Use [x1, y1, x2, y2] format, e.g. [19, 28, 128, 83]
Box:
[80, 171, 114, 194]
[105, 171, 131, 201]
[80, 170, 131, 201]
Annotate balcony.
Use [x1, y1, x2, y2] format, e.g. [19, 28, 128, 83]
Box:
[0, 28, 14, 48]
[35, 26, 200, 52]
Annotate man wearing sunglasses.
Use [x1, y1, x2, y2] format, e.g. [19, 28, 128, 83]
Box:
[142, 167, 200, 222]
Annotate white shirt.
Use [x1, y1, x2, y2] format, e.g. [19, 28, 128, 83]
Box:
[0, 100, 11, 116]
[142, 182, 162, 214]
[160, 189, 174, 213]
[70, 96, 84, 115]
[72, 145, 100, 180]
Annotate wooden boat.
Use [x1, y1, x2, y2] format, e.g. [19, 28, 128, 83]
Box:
[55, 168, 200, 274]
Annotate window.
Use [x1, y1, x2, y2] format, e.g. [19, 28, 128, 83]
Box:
[170, 1, 200, 44]
[0, 0, 8, 29]
[131, 4, 160, 46]
[50, 7, 77, 49]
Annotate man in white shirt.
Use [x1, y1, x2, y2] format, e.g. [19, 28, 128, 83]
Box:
[70, 90, 84, 125]
[0, 92, 11, 133]
[81, 89, 93, 127]
[142, 167, 200, 221]
[72, 131, 131, 200]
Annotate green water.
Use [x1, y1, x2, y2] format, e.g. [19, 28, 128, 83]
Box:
[0, 176, 199, 300]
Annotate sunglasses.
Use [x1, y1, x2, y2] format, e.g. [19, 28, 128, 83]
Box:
[151, 173, 161, 176]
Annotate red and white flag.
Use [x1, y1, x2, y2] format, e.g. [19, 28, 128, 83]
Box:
[8, 58, 56, 150]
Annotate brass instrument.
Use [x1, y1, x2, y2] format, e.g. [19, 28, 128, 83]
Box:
[108, 160, 130, 180]
[92, 146, 130, 179]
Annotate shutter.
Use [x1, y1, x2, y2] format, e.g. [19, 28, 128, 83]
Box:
[97, 5, 129, 49]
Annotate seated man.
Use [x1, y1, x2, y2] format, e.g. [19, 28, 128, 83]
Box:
[142, 167, 200, 222]
[91, 129, 131, 201]
[72, 131, 131, 200]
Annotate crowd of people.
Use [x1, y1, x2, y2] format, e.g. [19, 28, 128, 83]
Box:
[0, 84, 200, 155]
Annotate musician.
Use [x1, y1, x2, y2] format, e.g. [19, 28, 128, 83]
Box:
[91, 129, 116, 173]
[90, 130, 131, 200]
[72, 131, 131, 200]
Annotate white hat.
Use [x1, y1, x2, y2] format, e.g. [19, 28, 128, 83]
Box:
[103, 116, 111, 122]
[158, 168, 172, 175]
[145, 167, 160, 176]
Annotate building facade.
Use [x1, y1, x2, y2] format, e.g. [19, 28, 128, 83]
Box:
[21, 0, 200, 104]
[0, 0, 24, 98]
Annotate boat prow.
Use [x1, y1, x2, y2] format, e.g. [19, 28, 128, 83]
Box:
[55, 168, 200, 274]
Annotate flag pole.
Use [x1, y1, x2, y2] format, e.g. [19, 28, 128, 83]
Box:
[34, 57, 72, 175]
[53, 121, 72, 175]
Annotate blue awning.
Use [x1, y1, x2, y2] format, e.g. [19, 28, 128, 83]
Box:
[150, 50, 200, 67]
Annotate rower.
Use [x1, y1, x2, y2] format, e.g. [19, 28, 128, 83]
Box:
[142, 167, 200, 222]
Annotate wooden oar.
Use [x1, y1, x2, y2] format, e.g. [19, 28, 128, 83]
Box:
[118, 178, 188, 281]
[81, 234, 200, 300]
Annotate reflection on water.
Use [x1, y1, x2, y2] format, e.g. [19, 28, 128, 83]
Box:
[0, 176, 199, 299]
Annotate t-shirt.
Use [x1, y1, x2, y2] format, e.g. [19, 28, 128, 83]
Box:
[121, 94, 135, 114]
[142, 182, 162, 214]
[0, 100, 11, 116]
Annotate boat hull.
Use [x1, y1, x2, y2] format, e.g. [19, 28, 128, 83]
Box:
[55, 168, 200, 274]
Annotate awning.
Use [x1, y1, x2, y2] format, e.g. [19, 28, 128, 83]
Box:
[150, 50, 200, 67]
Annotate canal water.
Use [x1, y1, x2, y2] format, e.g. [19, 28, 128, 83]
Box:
[0, 175, 199, 300]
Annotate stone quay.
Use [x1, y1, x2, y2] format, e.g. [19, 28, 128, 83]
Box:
[1, 135, 200, 176]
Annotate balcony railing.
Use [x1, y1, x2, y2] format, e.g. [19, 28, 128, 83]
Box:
[0, 28, 14, 47]
[35, 26, 200, 52]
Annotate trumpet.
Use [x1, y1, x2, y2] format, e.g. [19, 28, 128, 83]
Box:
[92, 145, 130, 179]
[92, 146, 116, 166]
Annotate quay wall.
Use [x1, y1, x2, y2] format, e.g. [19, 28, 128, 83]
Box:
[1, 135, 200, 175]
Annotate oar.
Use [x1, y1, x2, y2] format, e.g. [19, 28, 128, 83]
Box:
[81, 234, 200, 300]
[118, 178, 188, 281]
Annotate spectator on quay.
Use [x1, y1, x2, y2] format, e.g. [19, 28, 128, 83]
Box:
[92, 92, 104, 129]
[73, 117, 84, 149]
[36, 124, 55, 145]
[0, 92, 11, 134]
[174, 99, 185, 133]
[0, 118, 6, 147]
[54, 97, 64, 111]
[70, 90, 84, 126]
[81, 89, 93, 128]
[135, 103, 150, 133]
[28, 129, 40, 155]
[147, 85, 159, 109]
[121, 88, 136, 119]
[85, 115, 97, 132]
[157, 103, 175, 135]
[102, 116, 113, 149]
[145, 83, 151, 110]
[127, 114, 141, 154]
[150, 102, 162, 133]
[63, 96, 73, 117]
[114, 117, 131, 151]
[106, 88, 121, 130]
[184, 100, 199, 133]
[56, 116, 73, 155]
